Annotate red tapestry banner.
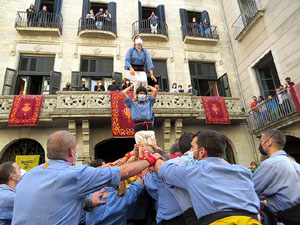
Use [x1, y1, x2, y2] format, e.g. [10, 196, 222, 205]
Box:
[290, 83, 300, 118]
[111, 91, 135, 138]
[9, 95, 44, 126]
[201, 96, 230, 124]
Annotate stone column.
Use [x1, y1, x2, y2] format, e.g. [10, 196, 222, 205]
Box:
[81, 120, 91, 164]
[162, 119, 171, 152]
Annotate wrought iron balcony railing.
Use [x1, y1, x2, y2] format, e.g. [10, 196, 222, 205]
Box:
[132, 19, 168, 38]
[248, 90, 297, 131]
[78, 16, 117, 36]
[15, 11, 63, 34]
[232, 0, 264, 40]
[181, 23, 219, 41]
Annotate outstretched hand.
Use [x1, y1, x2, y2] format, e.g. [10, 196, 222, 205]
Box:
[151, 75, 157, 83]
[90, 190, 107, 207]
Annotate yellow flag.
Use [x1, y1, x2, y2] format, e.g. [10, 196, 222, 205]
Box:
[15, 155, 40, 171]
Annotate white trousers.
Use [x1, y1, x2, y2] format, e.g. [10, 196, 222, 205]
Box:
[126, 71, 148, 95]
[150, 24, 158, 34]
[135, 130, 156, 152]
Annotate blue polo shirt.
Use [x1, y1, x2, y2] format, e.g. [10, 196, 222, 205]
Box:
[144, 172, 183, 224]
[253, 150, 300, 213]
[149, 16, 159, 25]
[12, 160, 120, 225]
[0, 184, 15, 225]
[124, 47, 154, 71]
[86, 181, 144, 225]
[124, 95, 155, 122]
[159, 158, 260, 219]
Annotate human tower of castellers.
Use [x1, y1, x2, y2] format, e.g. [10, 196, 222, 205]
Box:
[1, 36, 300, 225]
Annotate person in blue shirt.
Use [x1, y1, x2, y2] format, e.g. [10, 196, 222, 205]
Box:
[12, 130, 159, 225]
[148, 11, 159, 34]
[122, 85, 157, 148]
[153, 130, 261, 225]
[124, 35, 157, 96]
[0, 161, 21, 225]
[144, 151, 185, 225]
[253, 130, 300, 225]
[86, 177, 144, 225]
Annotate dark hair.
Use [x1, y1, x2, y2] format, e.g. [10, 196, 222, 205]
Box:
[193, 130, 226, 158]
[153, 150, 170, 161]
[90, 159, 105, 168]
[258, 96, 264, 100]
[285, 77, 291, 80]
[250, 162, 257, 166]
[179, 132, 194, 154]
[136, 86, 148, 95]
[170, 142, 180, 154]
[133, 35, 141, 42]
[262, 130, 286, 148]
[0, 161, 15, 184]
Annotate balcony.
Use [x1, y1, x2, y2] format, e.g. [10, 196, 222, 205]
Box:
[15, 11, 62, 36]
[181, 24, 219, 44]
[132, 20, 168, 42]
[78, 17, 117, 39]
[232, 0, 264, 41]
[0, 92, 245, 122]
[248, 91, 299, 134]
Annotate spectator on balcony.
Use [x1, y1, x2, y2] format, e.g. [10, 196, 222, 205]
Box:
[62, 82, 72, 91]
[86, 9, 95, 29]
[170, 83, 178, 93]
[250, 96, 258, 110]
[39, 6, 49, 27]
[26, 4, 35, 27]
[94, 80, 105, 92]
[285, 77, 295, 90]
[104, 9, 111, 30]
[191, 17, 200, 36]
[122, 79, 131, 90]
[108, 80, 120, 91]
[148, 11, 159, 34]
[178, 85, 184, 93]
[80, 81, 90, 91]
[187, 84, 198, 96]
[257, 96, 268, 126]
[203, 18, 211, 38]
[125, 36, 157, 96]
[95, 8, 104, 30]
[266, 95, 279, 120]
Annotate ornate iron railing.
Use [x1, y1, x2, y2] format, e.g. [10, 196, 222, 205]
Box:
[15, 11, 63, 34]
[78, 16, 117, 35]
[181, 23, 218, 40]
[132, 19, 168, 38]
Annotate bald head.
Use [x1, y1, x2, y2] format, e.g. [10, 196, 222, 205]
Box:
[47, 131, 76, 159]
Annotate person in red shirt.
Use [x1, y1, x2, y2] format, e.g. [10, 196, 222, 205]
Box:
[251, 96, 258, 110]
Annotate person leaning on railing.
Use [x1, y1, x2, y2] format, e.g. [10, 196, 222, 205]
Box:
[95, 8, 104, 30]
[104, 10, 111, 31]
[86, 9, 95, 29]
[26, 4, 35, 27]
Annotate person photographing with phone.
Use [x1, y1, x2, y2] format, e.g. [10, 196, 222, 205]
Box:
[124, 36, 157, 96]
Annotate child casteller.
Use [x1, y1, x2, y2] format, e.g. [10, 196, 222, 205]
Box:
[122, 85, 157, 147]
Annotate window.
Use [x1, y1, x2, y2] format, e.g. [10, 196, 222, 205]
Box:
[141, 7, 157, 20]
[14, 56, 56, 95]
[254, 52, 280, 98]
[146, 60, 169, 92]
[189, 61, 222, 96]
[36, 0, 55, 13]
[80, 57, 114, 90]
[90, 2, 107, 15]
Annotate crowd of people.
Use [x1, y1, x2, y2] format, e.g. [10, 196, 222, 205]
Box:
[1, 129, 299, 225]
[25, 4, 54, 27]
[250, 77, 296, 128]
[85, 8, 112, 30]
[190, 17, 211, 38]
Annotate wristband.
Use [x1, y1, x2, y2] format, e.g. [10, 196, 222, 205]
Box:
[139, 153, 157, 166]
[124, 152, 131, 159]
[137, 174, 143, 178]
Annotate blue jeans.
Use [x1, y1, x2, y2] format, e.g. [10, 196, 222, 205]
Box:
[204, 27, 211, 38]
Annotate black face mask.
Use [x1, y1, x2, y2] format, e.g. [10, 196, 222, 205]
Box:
[66, 85, 70, 88]
[259, 144, 267, 155]
[82, 84, 85, 88]
[112, 82, 116, 85]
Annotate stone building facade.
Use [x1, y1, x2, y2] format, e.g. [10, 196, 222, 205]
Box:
[0, 0, 282, 166]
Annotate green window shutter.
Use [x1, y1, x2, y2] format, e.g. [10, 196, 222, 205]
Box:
[2, 68, 17, 95]
[217, 73, 231, 97]
[71, 71, 81, 91]
[179, 8, 188, 40]
[49, 71, 61, 94]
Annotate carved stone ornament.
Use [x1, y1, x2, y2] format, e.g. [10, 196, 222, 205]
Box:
[34, 45, 43, 52]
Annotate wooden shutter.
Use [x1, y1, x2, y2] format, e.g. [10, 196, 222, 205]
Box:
[138, 1, 142, 21]
[108, 2, 116, 23]
[71, 71, 81, 91]
[2, 68, 17, 95]
[179, 8, 188, 40]
[54, 0, 63, 16]
[49, 71, 61, 94]
[34, 0, 42, 12]
[156, 5, 166, 23]
[217, 73, 231, 97]
[82, 0, 91, 18]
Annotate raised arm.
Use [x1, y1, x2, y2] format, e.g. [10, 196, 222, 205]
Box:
[121, 85, 134, 100]
[148, 85, 158, 99]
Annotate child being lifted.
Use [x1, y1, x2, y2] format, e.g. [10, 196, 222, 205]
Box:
[122, 85, 157, 148]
